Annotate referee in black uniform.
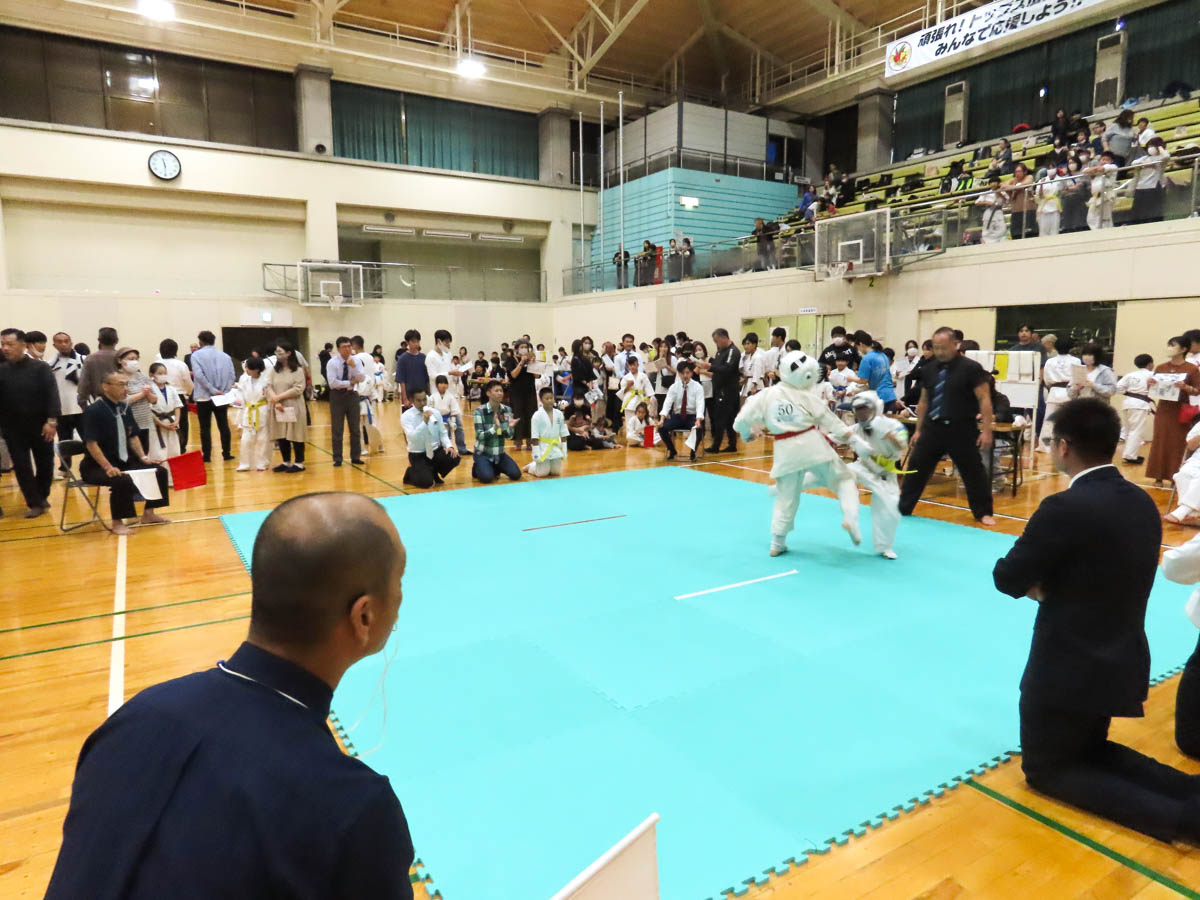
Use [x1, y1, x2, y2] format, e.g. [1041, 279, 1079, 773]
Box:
[898, 326, 997, 525]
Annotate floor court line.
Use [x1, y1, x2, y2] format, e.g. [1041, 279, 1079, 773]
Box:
[967, 779, 1200, 899]
[304, 440, 409, 494]
[107, 535, 127, 716]
[522, 514, 627, 532]
[674, 569, 798, 601]
[0, 591, 251, 635]
[0, 614, 252, 663]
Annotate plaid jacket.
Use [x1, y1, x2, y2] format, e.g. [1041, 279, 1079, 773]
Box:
[473, 403, 514, 458]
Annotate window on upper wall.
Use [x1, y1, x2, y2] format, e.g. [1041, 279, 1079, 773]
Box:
[0, 25, 296, 151]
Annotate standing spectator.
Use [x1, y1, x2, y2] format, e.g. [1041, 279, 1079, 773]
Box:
[666, 238, 683, 283]
[1084, 152, 1120, 230]
[1146, 336, 1200, 487]
[659, 361, 705, 461]
[78, 371, 171, 535]
[235, 357, 272, 472]
[600, 341, 620, 423]
[394, 330, 427, 410]
[146, 362, 183, 464]
[850, 330, 899, 412]
[699, 328, 742, 453]
[1003, 164, 1037, 240]
[1034, 163, 1064, 237]
[23, 330, 47, 360]
[1117, 353, 1155, 464]
[350, 336, 378, 453]
[424, 329, 459, 395]
[1127, 137, 1169, 225]
[1038, 336, 1081, 451]
[155, 339, 193, 451]
[1102, 108, 1137, 166]
[0, 328, 59, 517]
[819, 326, 860, 371]
[1069, 343, 1118, 404]
[267, 341, 308, 473]
[190, 330, 236, 463]
[46, 332, 84, 441]
[400, 387, 460, 489]
[738, 333, 765, 398]
[1013, 324, 1047, 365]
[897, 327, 996, 525]
[681, 237, 695, 278]
[892, 339, 920, 387]
[753, 218, 779, 270]
[635, 240, 657, 287]
[992, 398, 1200, 845]
[903, 340, 935, 407]
[613, 245, 630, 289]
[612, 333, 645, 379]
[326, 337, 365, 467]
[570, 338, 597, 405]
[77, 326, 119, 408]
[117, 348, 155, 452]
[472, 380, 522, 483]
[317, 342, 333, 394]
[974, 175, 1008, 244]
[505, 339, 537, 451]
[761, 327, 787, 385]
[1058, 157, 1090, 233]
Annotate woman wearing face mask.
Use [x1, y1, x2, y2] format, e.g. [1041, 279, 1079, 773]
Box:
[1058, 156, 1090, 234]
[146, 362, 183, 464]
[892, 340, 920, 385]
[903, 340, 934, 407]
[1146, 336, 1200, 487]
[117, 347, 155, 450]
[1127, 137, 1170, 225]
[1068, 342, 1118, 405]
[1035, 158, 1064, 237]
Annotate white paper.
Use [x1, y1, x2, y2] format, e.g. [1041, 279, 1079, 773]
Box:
[126, 467, 162, 501]
[684, 428, 698, 451]
[210, 391, 236, 407]
[585, 388, 603, 404]
[274, 405, 297, 423]
[526, 361, 552, 375]
[1152, 373, 1185, 402]
[1071, 365, 1089, 387]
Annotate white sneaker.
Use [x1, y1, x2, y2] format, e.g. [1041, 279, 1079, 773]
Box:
[256, 466, 268, 471]
[881, 549, 898, 560]
[235, 465, 250, 472]
[843, 519, 862, 546]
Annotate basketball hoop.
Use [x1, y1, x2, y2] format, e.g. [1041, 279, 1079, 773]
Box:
[826, 261, 851, 280]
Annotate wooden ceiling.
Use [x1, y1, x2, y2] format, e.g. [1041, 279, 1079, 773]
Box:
[330, 0, 922, 95]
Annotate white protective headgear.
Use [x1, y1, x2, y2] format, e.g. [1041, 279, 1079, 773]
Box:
[851, 390, 883, 418]
[778, 350, 820, 389]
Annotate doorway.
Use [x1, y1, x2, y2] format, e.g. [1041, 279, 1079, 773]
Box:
[221, 327, 309, 366]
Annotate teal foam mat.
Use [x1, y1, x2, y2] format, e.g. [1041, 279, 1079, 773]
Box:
[220, 467, 1195, 900]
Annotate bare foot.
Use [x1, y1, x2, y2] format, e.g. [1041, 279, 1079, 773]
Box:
[843, 520, 862, 546]
[141, 511, 171, 525]
[111, 520, 134, 536]
[979, 515, 997, 526]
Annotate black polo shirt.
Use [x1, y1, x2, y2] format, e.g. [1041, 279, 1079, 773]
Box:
[0, 355, 60, 433]
[81, 396, 139, 464]
[918, 354, 989, 423]
[819, 341, 859, 371]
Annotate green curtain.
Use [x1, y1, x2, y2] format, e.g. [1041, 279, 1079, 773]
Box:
[405, 94, 475, 172]
[1125, 0, 1200, 100]
[894, 75, 952, 159]
[472, 104, 539, 179]
[331, 81, 405, 164]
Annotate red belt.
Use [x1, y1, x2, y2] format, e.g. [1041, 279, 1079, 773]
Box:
[775, 427, 815, 441]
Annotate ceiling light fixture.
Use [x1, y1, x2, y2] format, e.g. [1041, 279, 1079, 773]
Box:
[423, 229, 473, 239]
[456, 56, 486, 79]
[363, 224, 416, 235]
[137, 0, 176, 21]
[478, 233, 524, 242]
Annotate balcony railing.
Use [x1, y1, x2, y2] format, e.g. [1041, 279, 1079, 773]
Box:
[263, 260, 546, 303]
[596, 147, 802, 188]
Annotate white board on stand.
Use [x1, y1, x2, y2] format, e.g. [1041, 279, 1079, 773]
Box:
[548, 813, 660, 900]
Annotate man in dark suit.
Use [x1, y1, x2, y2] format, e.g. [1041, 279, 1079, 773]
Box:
[994, 398, 1200, 843]
[701, 328, 742, 453]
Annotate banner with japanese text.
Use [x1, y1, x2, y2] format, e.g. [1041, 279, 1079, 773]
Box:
[884, 0, 1106, 77]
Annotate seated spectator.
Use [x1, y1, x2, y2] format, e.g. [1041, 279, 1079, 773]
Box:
[593, 417, 617, 444]
[401, 386, 460, 489]
[525, 387, 568, 477]
[1089, 120, 1106, 155]
[566, 397, 614, 450]
[80, 370, 171, 535]
[472, 380, 521, 483]
[804, 197, 836, 223]
[624, 401, 661, 446]
[1137, 116, 1157, 149]
[659, 360, 705, 461]
[986, 138, 1014, 177]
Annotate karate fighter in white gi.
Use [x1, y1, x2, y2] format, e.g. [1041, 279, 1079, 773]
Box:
[846, 390, 909, 560]
[734, 349, 861, 557]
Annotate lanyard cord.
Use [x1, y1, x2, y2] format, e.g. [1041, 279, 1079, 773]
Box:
[217, 661, 309, 710]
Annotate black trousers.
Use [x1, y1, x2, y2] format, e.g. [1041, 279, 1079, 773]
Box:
[1020, 700, 1200, 843]
[79, 456, 170, 521]
[567, 434, 608, 450]
[2, 427, 54, 509]
[56, 414, 83, 442]
[1131, 187, 1165, 225]
[328, 390, 362, 463]
[898, 419, 993, 519]
[709, 394, 739, 450]
[195, 400, 232, 459]
[277, 440, 305, 464]
[510, 388, 536, 444]
[176, 402, 189, 452]
[1177, 634, 1200, 759]
[659, 414, 702, 454]
[403, 449, 460, 488]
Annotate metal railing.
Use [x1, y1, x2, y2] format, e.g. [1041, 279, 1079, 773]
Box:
[598, 147, 799, 188]
[263, 260, 546, 303]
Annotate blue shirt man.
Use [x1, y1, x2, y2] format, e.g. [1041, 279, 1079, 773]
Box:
[852, 330, 897, 406]
[45, 493, 414, 900]
[189, 333, 235, 401]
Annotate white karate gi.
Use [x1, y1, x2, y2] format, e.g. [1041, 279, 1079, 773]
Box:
[1117, 367, 1155, 460]
[1035, 174, 1063, 237]
[619, 371, 656, 433]
[740, 348, 767, 397]
[976, 190, 1007, 243]
[147, 383, 183, 463]
[1086, 165, 1118, 230]
[236, 373, 272, 470]
[734, 351, 859, 554]
[1170, 420, 1200, 519]
[1039, 354, 1082, 449]
[526, 406, 569, 476]
[624, 412, 662, 445]
[845, 393, 908, 557]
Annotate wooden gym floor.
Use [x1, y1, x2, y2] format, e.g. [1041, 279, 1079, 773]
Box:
[2, 406, 1199, 900]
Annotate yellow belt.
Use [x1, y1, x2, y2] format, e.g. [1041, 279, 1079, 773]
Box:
[537, 437, 561, 462]
[246, 399, 267, 429]
[621, 390, 649, 413]
[875, 454, 916, 475]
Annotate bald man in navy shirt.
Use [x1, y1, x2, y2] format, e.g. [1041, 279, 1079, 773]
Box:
[46, 492, 414, 899]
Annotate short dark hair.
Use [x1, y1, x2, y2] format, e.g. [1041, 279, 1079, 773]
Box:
[743, 332, 759, 345]
[622, 333, 635, 341]
[351, 335, 364, 349]
[24, 330, 46, 344]
[1137, 116, 1150, 126]
[1017, 323, 1032, 333]
[785, 339, 801, 351]
[148, 362, 166, 376]
[1080, 342, 1106, 365]
[677, 360, 695, 375]
[410, 385, 428, 400]
[159, 338, 179, 358]
[335, 336, 351, 348]
[244, 356, 266, 373]
[932, 327, 956, 340]
[250, 493, 400, 647]
[1183, 329, 1200, 347]
[538, 387, 553, 398]
[197, 330, 216, 346]
[960, 339, 981, 352]
[0, 327, 25, 342]
[404, 329, 421, 342]
[435, 374, 448, 385]
[831, 326, 847, 337]
[1134, 353, 1154, 369]
[712, 328, 729, 339]
[434, 329, 452, 344]
[75, 342, 91, 355]
[771, 327, 787, 339]
[324, 342, 333, 350]
[922, 339, 933, 350]
[1050, 398, 1121, 463]
[852, 329, 872, 346]
[98, 327, 119, 347]
[1056, 336, 1075, 354]
[952, 329, 964, 342]
[485, 379, 504, 394]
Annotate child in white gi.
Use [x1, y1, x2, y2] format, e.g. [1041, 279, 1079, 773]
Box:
[1167, 421, 1200, 524]
[1035, 167, 1063, 237]
[847, 391, 908, 559]
[734, 350, 860, 557]
[236, 357, 271, 471]
[624, 401, 662, 445]
[976, 175, 1007, 244]
[1038, 337, 1082, 451]
[526, 387, 568, 477]
[146, 362, 183, 464]
[1117, 353, 1155, 464]
[619, 356, 656, 433]
[1084, 153, 1119, 230]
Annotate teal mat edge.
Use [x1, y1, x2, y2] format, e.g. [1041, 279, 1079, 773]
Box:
[217, 469, 1190, 900]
